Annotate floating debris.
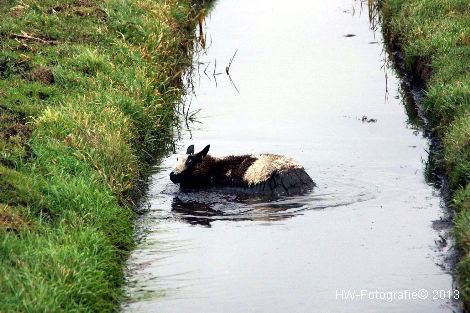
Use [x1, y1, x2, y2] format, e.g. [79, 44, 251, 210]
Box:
[360, 115, 377, 123]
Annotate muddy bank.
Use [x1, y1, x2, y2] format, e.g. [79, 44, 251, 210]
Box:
[380, 0, 470, 308]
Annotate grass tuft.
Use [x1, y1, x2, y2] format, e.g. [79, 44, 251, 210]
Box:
[0, 0, 205, 311]
[381, 0, 470, 306]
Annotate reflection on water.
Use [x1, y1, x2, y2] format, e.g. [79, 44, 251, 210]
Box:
[124, 0, 461, 312]
[170, 185, 372, 227]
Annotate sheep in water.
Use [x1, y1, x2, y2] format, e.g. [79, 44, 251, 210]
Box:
[169, 144, 315, 195]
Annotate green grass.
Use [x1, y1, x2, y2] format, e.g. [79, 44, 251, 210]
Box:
[380, 0, 470, 306]
[0, 0, 205, 311]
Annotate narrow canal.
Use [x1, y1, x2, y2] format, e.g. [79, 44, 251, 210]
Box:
[124, 0, 460, 312]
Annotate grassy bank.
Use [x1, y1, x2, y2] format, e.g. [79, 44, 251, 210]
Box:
[0, 0, 204, 311]
[380, 0, 470, 306]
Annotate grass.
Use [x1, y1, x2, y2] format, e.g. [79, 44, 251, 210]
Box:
[380, 0, 470, 306]
[0, 0, 205, 311]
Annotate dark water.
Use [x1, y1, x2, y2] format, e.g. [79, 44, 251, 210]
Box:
[124, 0, 461, 312]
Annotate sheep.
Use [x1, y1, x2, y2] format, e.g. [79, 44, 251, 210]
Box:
[169, 144, 315, 195]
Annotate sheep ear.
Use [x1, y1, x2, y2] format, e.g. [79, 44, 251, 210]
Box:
[200, 145, 210, 158]
[186, 145, 194, 155]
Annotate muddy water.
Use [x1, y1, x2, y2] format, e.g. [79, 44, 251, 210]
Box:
[124, 0, 461, 312]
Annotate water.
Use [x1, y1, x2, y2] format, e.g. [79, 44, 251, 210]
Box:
[124, 0, 461, 312]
